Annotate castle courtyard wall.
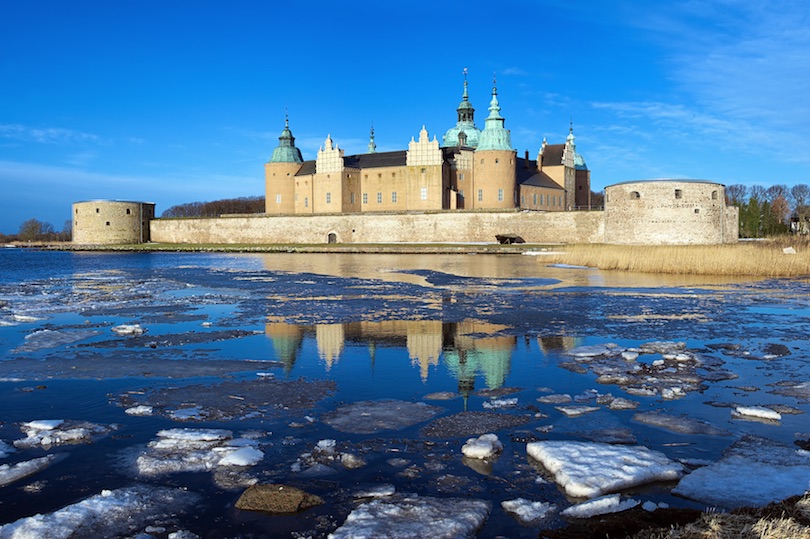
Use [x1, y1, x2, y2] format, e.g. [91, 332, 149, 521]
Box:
[150, 210, 606, 245]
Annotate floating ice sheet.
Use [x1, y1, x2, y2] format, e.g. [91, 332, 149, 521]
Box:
[322, 400, 441, 434]
[560, 494, 640, 518]
[501, 498, 555, 524]
[527, 440, 683, 498]
[0, 455, 60, 487]
[328, 495, 490, 539]
[0, 485, 198, 539]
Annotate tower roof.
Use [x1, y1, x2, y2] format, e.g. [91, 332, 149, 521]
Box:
[269, 114, 304, 164]
[476, 75, 513, 152]
[442, 69, 481, 149]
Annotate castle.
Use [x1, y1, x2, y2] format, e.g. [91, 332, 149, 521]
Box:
[71, 75, 740, 246]
[264, 75, 591, 215]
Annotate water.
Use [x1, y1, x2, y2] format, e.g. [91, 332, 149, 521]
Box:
[0, 248, 808, 537]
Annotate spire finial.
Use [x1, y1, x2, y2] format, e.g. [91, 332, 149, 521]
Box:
[285, 107, 289, 129]
[367, 123, 377, 153]
[569, 116, 573, 134]
[493, 72, 497, 92]
[462, 67, 469, 99]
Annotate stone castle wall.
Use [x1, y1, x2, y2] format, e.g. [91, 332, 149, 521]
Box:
[604, 180, 738, 245]
[73, 201, 155, 244]
[150, 210, 606, 245]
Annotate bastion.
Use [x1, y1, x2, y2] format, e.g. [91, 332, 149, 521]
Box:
[72, 200, 155, 245]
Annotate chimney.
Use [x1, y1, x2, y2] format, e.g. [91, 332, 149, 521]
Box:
[524, 150, 530, 169]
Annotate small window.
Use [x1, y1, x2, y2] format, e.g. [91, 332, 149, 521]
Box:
[326, 192, 331, 204]
[675, 189, 683, 199]
[377, 192, 382, 203]
[392, 172, 396, 178]
[350, 193, 355, 204]
[533, 194, 537, 205]
[498, 188, 504, 202]
[95, 208, 99, 213]
[392, 192, 397, 203]
[304, 197, 309, 208]
[495, 158, 499, 164]
[75, 208, 78, 214]
[105, 221, 110, 226]
[287, 172, 291, 176]
[478, 189, 483, 202]
[378, 173, 382, 179]
[630, 191, 640, 199]
[364, 174, 368, 179]
[421, 168, 426, 174]
[126, 208, 131, 215]
[346, 173, 350, 179]
[363, 193, 368, 204]
[276, 194, 282, 204]
[694, 208, 700, 214]
[420, 187, 428, 200]
[327, 174, 331, 179]
[459, 173, 464, 181]
[711, 190, 718, 200]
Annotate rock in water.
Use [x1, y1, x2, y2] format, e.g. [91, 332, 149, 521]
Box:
[235, 484, 323, 513]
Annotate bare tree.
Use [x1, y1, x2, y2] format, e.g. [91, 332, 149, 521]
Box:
[726, 184, 747, 205]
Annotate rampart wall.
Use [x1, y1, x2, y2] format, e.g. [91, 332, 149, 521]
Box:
[150, 210, 606, 245]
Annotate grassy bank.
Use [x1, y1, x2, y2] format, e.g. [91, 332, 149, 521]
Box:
[542, 237, 810, 277]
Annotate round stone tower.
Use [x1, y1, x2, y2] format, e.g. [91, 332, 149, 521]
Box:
[265, 115, 304, 214]
[72, 200, 155, 244]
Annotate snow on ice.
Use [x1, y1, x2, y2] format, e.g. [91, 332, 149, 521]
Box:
[732, 405, 781, 422]
[673, 436, 810, 509]
[328, 495, 490, 539]
[560, 494, 640, 518]
[14, 420, 114, 449]
[527, 440, 684, 498]
[0, 455, 60, 488]
[461, 434, 503, 460]
[0, 485, 198, 539]
[501, 498, 555, 524]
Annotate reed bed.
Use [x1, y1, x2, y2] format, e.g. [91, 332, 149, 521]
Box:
[543, 237, 810, 277]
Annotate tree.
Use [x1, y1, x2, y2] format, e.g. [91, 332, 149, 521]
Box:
[790, 183, 810, 234]
[726, 184, 747, 206]
[60, 219, 72, 241]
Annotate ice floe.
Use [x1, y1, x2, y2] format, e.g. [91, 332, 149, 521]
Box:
[732, 405, 781, 422]
[328, 495, 491, 539]
[482, 397, 517, 409]
[136, 428, 263, 481]
[0, 485, 198, 538]
[14, 419, 115, 449]
[124, 405, 153, 416]
[501, 498, 555, 524]
[555, 405, 600, 417]
[12, 328, 100, 353]
[461, 434, 503, 460]
[560, 494, 640, 518]
[0, 441, 14, 458]
[111, 324, 146, 336]
[673, 436, 810, 509]
[322, 399, 441, 434]
[632, 412, 731, 437]
[527, 440, 684, 498]
[0, 455, 61, 487]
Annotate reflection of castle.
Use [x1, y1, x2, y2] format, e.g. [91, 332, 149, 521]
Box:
[266, 318, 579, 394]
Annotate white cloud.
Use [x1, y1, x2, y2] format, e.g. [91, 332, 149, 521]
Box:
[0, 124, 100, 144]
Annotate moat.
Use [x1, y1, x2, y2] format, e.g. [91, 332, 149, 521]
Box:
[0, 249, 808, 538]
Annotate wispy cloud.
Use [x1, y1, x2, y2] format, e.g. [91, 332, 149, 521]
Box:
[0, 124, 100, 144]
[502, 66, 528, 76]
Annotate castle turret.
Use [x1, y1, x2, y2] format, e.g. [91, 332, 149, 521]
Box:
[442, 69, 481, 149]
[473, 76, 516, 209]
[265, 115, 304, 214]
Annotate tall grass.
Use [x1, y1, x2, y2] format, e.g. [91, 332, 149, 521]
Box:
[543, 237, 810, 277]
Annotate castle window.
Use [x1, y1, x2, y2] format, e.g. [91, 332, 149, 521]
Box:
[420, 187, 428, 200]
[276, 194, 282, 204]
[478, 189, 483, 202]
[105, 221, 110, 226]
[326, 192, 331, 204]
[630, 191, 640, 199]
[287, 172, 290, 176]
[377, 192, 382, 203]
[675, 189, 683, 199]
[327, 174, 330, 179]
[304, 197, 309, 208]
[392, 192, 397, 203]
[695, 208, 700, 214]
[711, 190, 718, 200]
[350, 193, 355, 204]
[421, 168, 426, 174]
[510, 158, 513, 164]
[498, 188, 504, 202]
[495, 158, 499, 164]
[347, 173, 350, 179]
[363, 193, 368, 204]
[378, 173, 382, 179]
[75, 208, 78, 214]
[459, 173, 464, 181]
[533, 194, 537, 205]
[364, 174, 368, 179]
[126, 209, 131, 215]
[96, 208, 99, 213]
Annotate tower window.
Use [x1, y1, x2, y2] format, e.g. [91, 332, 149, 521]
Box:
[712, 190, 718, 200]
[421, 168, 426, 174]
[459, 173, 464, 181]
[304, 197, 309, 208]
[495, 158, 499, 164]
[478, 189, 483, 202]
[377, 192, 382, 203]
[276, 194, 282, 204]
[420, 187, 428, 200]
[363, 193, 368, 204]
[126, 208, 131, 215]
[630, 191, 641, 199]
[392, 192, 397, 203]
[675, 189, 683, 199]
[533, 194, 537, 205]
[105, 221, 110, 226]
[96, 208, 99, 213]
[695, 208, 700, 214]
[498, 188, 504, 202]
[326, 192, 331, 204]
[350, 192, 355, 204]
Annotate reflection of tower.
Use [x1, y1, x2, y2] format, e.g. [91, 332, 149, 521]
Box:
[316, 324, 345, 369]
[443, 320, 516, 397]
[406, 321, 443, 381]
[537, 336, 582, 355]
[264, 321, 304, 374]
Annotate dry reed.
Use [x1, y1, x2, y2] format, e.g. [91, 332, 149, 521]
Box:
[542, 237, 810, 277]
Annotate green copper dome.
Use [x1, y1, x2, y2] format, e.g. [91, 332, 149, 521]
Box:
[269, 116, 304, 164]
[476, 78, 513, 152]
[442, 73, 481, 148]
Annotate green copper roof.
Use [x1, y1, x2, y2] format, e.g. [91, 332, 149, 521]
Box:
[476, 77, 513, 152]
[269, 116, 304, 164]
[367, 125, 377, 153]
[442, 71, 481, 148]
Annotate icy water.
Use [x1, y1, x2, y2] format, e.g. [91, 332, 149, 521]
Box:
[0, 248, 808, 538]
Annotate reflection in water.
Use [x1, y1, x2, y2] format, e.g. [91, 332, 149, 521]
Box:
[266, 318, 580, 394]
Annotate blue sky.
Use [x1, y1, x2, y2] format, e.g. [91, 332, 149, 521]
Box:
[1, 0, 809, 234]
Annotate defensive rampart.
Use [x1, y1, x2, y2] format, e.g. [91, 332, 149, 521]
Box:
[150, 210, 606, 245]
